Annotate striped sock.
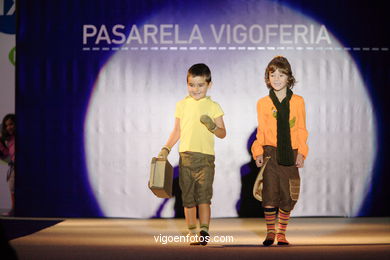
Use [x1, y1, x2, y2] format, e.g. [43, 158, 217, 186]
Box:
[263, 207, 277, 246]
[200, 224, 209, 233]
[264, 207, 277, 234]
[277, 208, 290, 245]
[188, 224, 197, 234]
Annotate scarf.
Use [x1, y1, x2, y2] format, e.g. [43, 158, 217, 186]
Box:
[269, 88, 294, 166]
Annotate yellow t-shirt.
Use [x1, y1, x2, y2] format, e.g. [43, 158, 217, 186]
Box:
[175, 96, 224, 155]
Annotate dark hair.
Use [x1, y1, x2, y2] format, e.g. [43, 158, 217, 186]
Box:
[1, 114, 15, 141]
[187, 63, 212, 83]
[264, 56, 296, 89]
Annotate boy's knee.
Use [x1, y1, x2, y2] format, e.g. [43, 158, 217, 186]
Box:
[279, 200, 297, 212]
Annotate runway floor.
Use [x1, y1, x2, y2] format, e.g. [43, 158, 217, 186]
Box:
[2, 217, 390, 259]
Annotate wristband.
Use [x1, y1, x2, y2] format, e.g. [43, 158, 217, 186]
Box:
[162, 146, 171, 153]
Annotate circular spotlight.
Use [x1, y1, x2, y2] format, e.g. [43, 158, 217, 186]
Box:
[84, 1, 375, 218]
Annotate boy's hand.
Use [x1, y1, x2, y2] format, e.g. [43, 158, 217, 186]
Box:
[200, 115, 217, 133]
[255, 155, 264, 168]
[158, 146, 170, 160]
[296, 153, 305, 168]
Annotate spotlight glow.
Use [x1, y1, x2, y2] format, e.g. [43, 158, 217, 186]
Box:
[84, 1, 376, 218]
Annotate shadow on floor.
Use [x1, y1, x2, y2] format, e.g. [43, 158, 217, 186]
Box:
[0, 217, 63, 240]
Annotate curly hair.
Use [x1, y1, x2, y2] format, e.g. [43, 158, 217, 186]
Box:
[264, 56, 296, 89]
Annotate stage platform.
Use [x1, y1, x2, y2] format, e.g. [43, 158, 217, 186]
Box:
[2, 217, 390, 259]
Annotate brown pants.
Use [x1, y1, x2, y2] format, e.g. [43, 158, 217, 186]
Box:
[262, 146, 300, 211]
[179, 152, 215, 208]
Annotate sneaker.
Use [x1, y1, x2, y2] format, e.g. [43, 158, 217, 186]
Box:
[276, 233, 289, 246]
[199, 230, 210, 246]
[187, 232, 201, 246]
[263, 232, 275, 246]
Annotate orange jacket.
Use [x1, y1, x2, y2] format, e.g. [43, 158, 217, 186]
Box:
[251, 94, 308, 160]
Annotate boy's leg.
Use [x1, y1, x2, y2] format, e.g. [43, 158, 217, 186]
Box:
[184, 206, 201, 246]
[261, 147, 279, 246]
[277, 151, 299, 246]
[184, 206, 197, 234]
[198, 203, 210, 245]
[263, 207, 277, 246]
[179, 152, 198, 242]
[277, 208, 291, 245]
[194, 153, 214, 245]
[198, 203, 210, 231]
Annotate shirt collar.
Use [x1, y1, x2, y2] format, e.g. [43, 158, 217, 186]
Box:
[185, 96, 210, 101]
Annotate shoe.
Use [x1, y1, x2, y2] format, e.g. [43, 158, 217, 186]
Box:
[263, 232, 275, 246]
[199, 230, 210, 246]
[277, 233, 289, 246]
[188, 233, 201, 246]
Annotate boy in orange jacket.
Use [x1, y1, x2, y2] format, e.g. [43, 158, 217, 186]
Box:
[252, 56, 308, 246]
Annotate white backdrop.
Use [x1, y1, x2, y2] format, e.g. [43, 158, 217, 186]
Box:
[0, 32, 15, 211]
[84, 1, 375, 218]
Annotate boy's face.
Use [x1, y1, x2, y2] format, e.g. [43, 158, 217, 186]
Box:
[187, 75, 211, 100]
[269, 69, 288, 91]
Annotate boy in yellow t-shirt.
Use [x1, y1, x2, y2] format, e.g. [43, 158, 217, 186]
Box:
[158, 63, 226, 245]
[252, 56, 308, 246]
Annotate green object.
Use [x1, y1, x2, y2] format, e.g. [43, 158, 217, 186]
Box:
[200, 115, 216, 132]
[8, 46, 16, 66]
[289, 116, 296, 128]
[158, 147, 169, 160]
[273, 109, 295, 129]
[272, 108, 277, 119]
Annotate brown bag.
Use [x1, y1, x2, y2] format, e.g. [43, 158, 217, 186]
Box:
[253, 156, 271, 202]
[148, 157, 173, 198]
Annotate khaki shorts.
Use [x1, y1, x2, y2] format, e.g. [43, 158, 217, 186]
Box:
[179, 152, 215, 208]
[262, 146, 300, 211]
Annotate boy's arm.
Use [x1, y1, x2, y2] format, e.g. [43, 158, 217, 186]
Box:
[158, 118, 180, 159]
[200, 115, 226, 139]
[296, 153, 304, 168]
[251, 99, 266, 160]
[297, 98, 308, 159]
[165, 118, 181, 148]
[213, 116, 226, 139]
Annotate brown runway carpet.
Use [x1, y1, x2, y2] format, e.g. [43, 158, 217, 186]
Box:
[2, 217, 390, 259]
